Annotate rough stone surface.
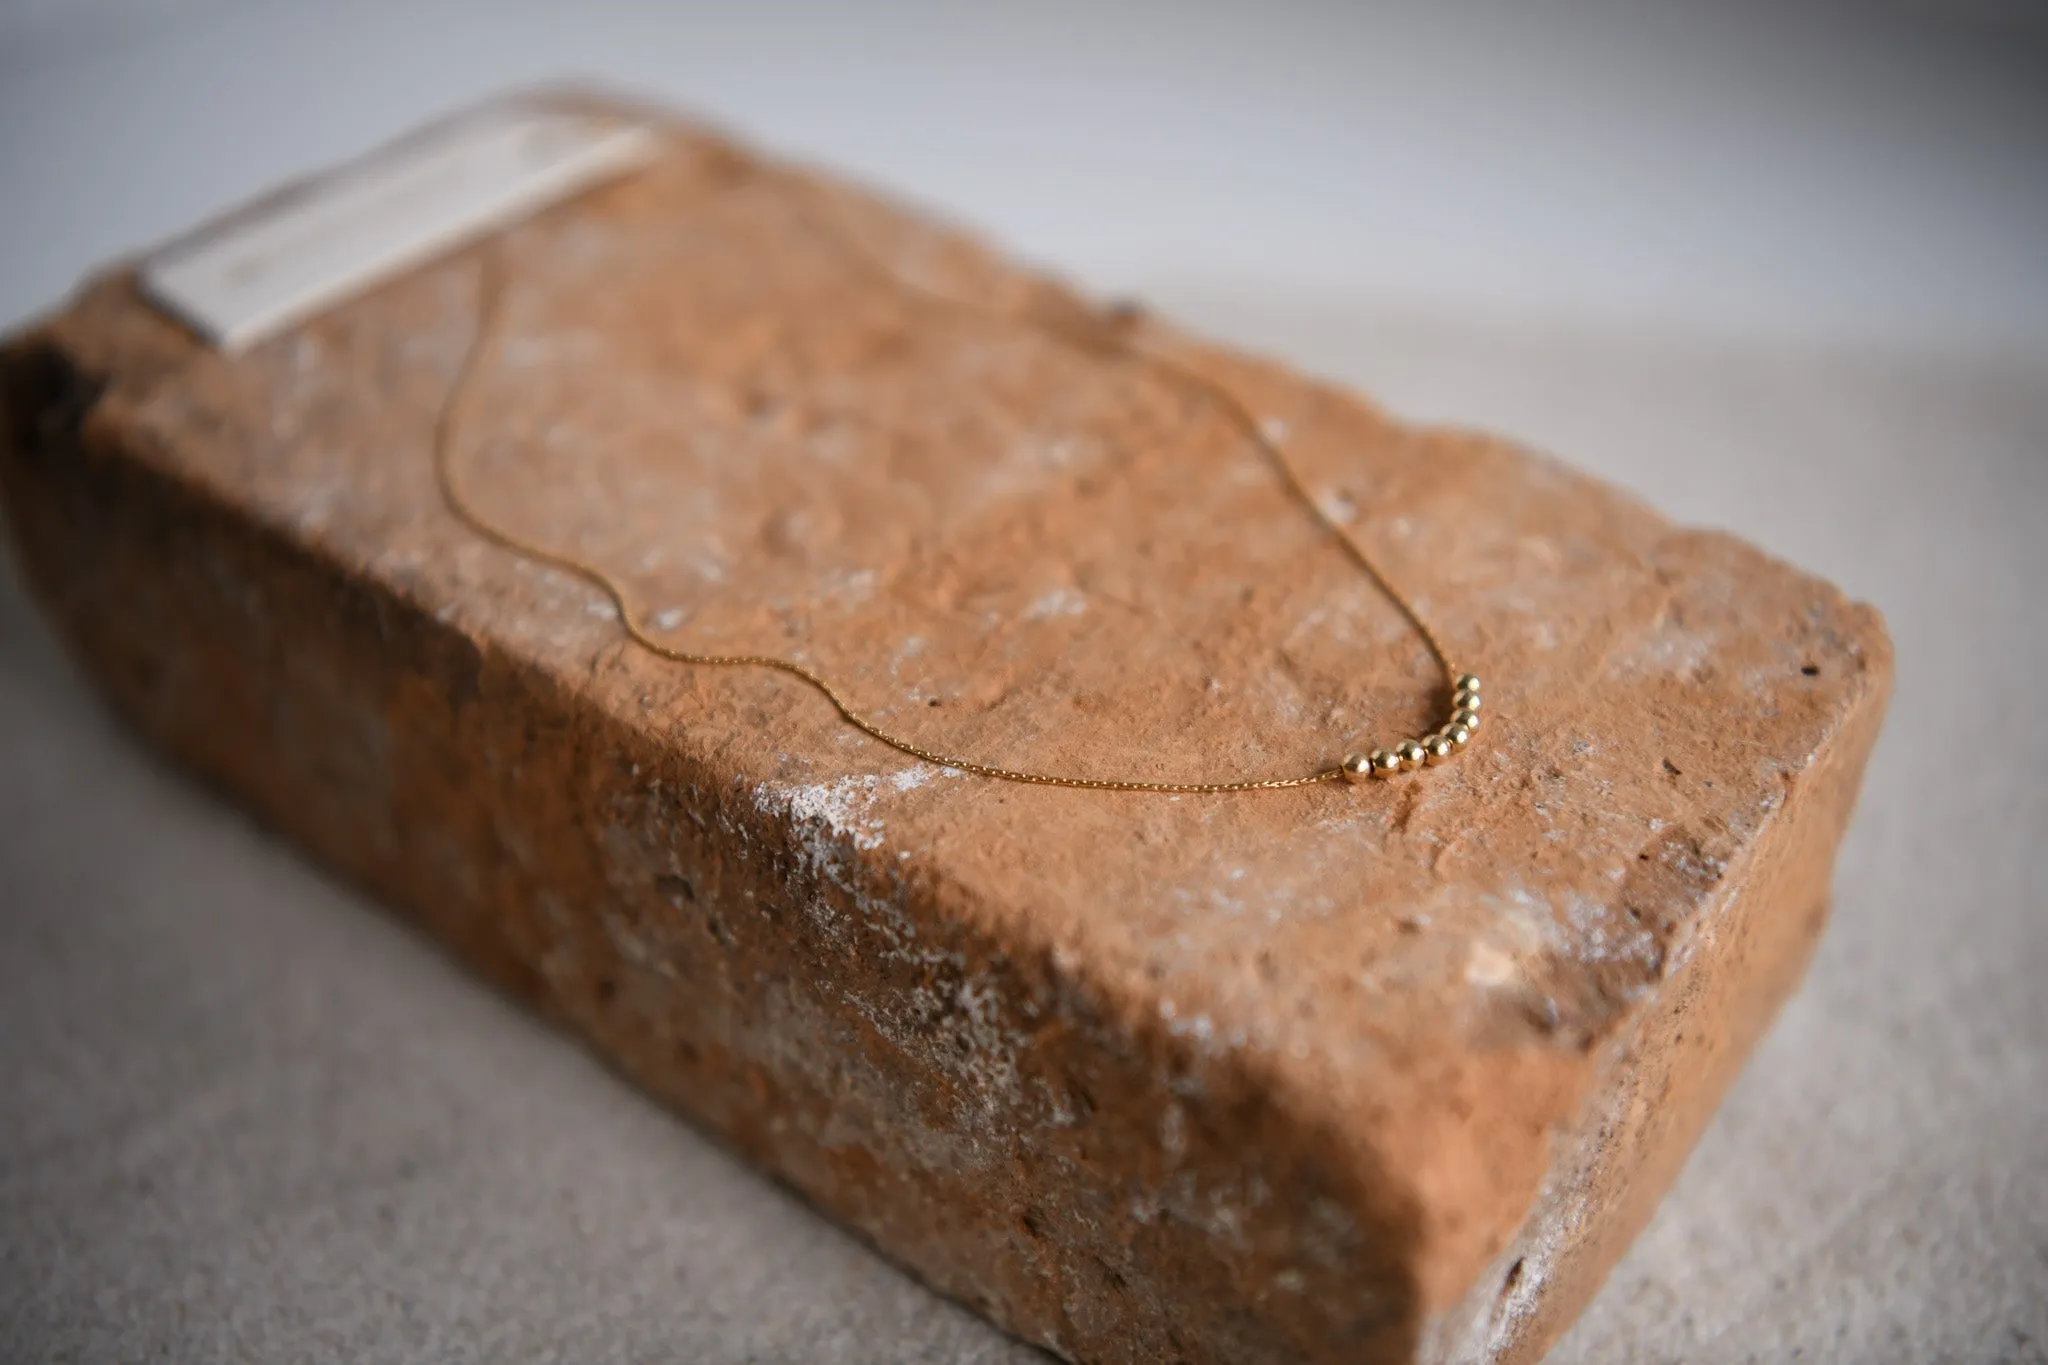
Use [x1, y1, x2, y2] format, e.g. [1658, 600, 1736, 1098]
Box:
[0, 99, 1890, 1364]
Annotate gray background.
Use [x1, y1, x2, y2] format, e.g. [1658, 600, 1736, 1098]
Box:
[2, 2, 2045, 1361]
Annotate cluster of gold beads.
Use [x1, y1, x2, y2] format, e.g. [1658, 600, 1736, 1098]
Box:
[1340, 674, 1483, 783]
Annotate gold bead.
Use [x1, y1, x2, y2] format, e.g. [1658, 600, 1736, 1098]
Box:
[1425, 734, 1456, 765]
[1455, 673, 1482, 694]
[1454, 689, 1482, 713]
[1342, 751, 1375, 784]
[1452, 707, 1480, 732]
[1444, 723, 1472, 749]
[1371, 748, 1403, 778]
[1397, 739, 1428, 770]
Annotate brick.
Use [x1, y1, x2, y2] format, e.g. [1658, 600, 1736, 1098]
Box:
[0, 96, 1890, 1363]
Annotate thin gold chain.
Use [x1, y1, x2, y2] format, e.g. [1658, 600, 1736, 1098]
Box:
[431, 194, 1480, 793]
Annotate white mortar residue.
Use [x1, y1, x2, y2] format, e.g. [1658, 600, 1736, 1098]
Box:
[752, 766, 1028, 1125]
[1022, 586, 1088, 621]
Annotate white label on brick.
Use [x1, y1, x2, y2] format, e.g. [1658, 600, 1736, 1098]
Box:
[142, 104, 659, 350]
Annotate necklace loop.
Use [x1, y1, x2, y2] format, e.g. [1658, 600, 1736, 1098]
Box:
[431, 187, 1482, 793]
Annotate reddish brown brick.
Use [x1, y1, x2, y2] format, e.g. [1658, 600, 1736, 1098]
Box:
[0, 96, 1890, 1363]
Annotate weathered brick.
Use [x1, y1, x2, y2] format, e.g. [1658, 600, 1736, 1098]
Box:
[0, 96, 1890, 1363]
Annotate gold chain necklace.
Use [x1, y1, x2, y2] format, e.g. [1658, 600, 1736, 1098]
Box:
[432, 195, 1483, 793]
